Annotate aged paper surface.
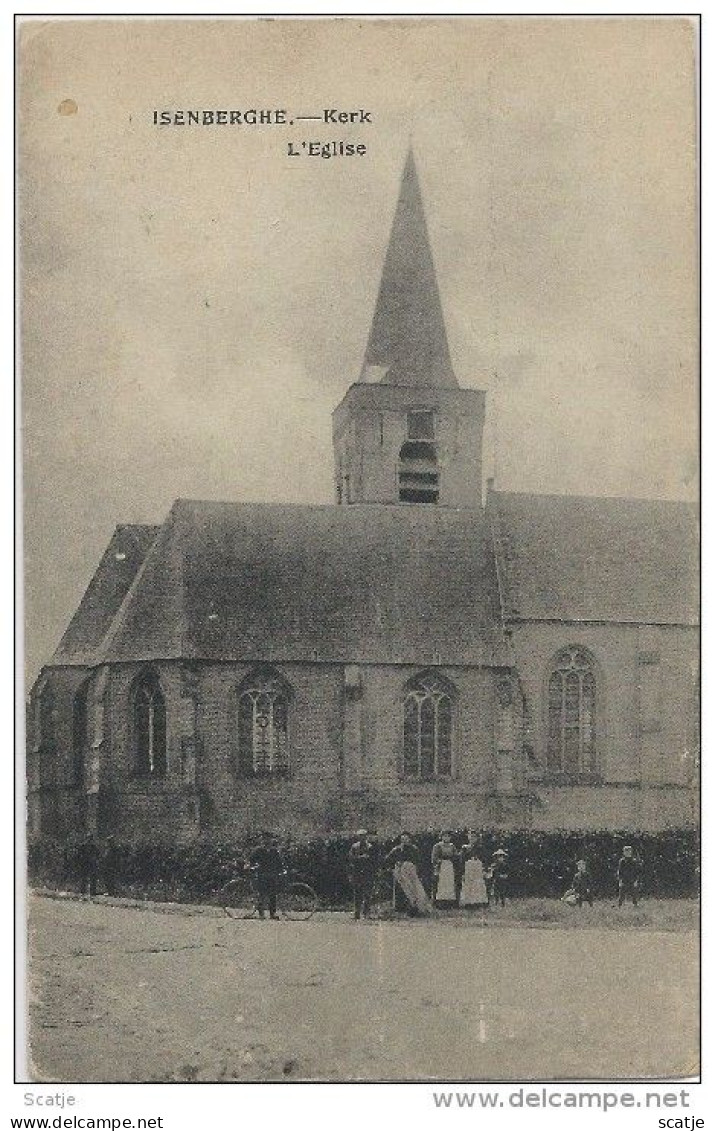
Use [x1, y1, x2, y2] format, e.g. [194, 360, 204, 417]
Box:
[20, 17, 698, 1084]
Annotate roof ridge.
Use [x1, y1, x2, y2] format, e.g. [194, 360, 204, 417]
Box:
[171, 497, 486, 514]
[492, 489, 696, 507]
[116, 522, 162, 531]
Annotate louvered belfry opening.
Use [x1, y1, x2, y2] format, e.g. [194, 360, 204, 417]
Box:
[398, 439, 439, 503]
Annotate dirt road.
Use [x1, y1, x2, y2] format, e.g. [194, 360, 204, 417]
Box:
[28, 895, 698, 1082]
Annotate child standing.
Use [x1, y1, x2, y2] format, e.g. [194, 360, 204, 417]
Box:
[572, 858, 594, 907]
[489, 848, 510, 907]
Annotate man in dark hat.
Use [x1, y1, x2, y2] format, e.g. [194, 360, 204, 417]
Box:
[617, 845, 642, 907]
[348, 829, 379, 919]
[249, 831, 285, 919]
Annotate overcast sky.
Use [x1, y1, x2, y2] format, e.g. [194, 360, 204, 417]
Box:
[20, 17, 697, 683]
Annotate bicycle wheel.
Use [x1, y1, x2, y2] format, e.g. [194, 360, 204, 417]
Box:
[219, 876, 257, 919]
[281, 882, 318, 921]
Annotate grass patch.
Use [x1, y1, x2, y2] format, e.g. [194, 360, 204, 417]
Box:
[443, 897, 699, 932]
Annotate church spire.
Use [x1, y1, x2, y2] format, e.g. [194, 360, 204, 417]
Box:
[361, 148, 459, 389]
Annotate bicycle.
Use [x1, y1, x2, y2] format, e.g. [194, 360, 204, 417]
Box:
[217, 867, 319, 921]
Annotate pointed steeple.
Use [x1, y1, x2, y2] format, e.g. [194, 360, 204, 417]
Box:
[362, 149, 458, 389]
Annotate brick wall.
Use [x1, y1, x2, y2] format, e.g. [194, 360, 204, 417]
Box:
[27, 665, 94, 840]
[509, 621, 698, 830]
[341, 663, 506, 831]
[30, 634, 697, 844]
[96, 660, 513, 839]
[191, 663, 344, 838]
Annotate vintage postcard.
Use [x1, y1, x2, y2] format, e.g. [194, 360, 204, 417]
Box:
[19, 15, 699, 1084]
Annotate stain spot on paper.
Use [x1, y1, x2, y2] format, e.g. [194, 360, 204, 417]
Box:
[57, 99, 78, 116]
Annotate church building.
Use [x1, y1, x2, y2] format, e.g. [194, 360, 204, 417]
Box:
[27, 151, 699, 844]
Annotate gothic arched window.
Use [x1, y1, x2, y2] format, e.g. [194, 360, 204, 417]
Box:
[132, 670, 167, 778]
[72, 679, 91, 787]
[547, 647, 598, 775]
[398, 440, 439, 503]
[32, 680, 54, 788]
[237, 670, 291, 777]
[403, 672, 454, 779]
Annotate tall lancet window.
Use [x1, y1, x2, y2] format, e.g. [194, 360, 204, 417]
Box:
[403, 672, 454, 778]
[72, 679, 91, 787]
[398, 439, 439, 503]
[33, 680, 55, 788]
[237, 669, 291, 777]
[547, 647, 598, 775]
[133, 670, 167, 778]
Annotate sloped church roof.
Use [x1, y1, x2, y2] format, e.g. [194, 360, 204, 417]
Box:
[490, 491, 698, 626]
[53, 501, 505, 667]
[52, 491, 697, 671]
[52, 524, 160, 666]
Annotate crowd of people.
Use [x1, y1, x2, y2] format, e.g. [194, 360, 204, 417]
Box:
[347, 829, 644, 920]
[70, 828, 645, 919]
[347, 828, 511, 919]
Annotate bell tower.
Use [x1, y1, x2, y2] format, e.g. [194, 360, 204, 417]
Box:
[332, 149, 486, 508]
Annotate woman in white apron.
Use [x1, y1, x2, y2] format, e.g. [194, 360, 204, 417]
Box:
[384, 833, 431, 916]
[459, 830, 489, 909]
[431, 831, 459, 908]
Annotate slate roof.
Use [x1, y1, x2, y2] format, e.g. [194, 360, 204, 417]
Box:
[53, 500, 506, 668]
[490, 491, 699, 626]
[48, 491, 698, 673]
[361, 149, 458, 389]
[51, 525, 160, 666]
